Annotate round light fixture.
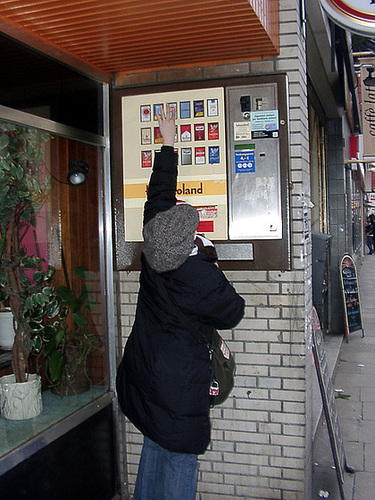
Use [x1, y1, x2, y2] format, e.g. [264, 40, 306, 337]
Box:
[68, 160, 89, 186]
[364, 67, 375, 88]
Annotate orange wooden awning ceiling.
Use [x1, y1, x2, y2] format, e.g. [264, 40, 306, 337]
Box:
[0, 0, 279, 82]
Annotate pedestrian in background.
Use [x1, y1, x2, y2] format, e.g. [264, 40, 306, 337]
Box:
[365, 215, 374, 254]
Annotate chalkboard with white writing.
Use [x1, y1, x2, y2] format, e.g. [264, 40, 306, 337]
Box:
[340, 254, 364, 341]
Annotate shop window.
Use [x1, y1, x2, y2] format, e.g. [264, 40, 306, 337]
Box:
[309, 104, 328, 233]
[0, 117, 109, 467]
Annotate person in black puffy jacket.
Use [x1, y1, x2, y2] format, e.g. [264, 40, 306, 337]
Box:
[116, 104, 244, 500]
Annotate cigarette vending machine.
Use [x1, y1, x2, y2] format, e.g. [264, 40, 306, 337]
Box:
[113, 74, 291, 270]
[226, 84, 282, 241]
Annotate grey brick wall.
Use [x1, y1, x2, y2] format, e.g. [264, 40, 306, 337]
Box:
[116, 1, 313, 498]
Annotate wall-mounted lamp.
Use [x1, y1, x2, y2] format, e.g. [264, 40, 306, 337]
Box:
[68, 160, 89, 186]
[364, 67, 375, 87]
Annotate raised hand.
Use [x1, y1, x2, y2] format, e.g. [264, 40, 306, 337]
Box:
[157, 103, 176, 147]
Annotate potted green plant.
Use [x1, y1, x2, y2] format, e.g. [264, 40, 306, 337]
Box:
[0, 122, 52, 419]
[37, 265, 100, 397]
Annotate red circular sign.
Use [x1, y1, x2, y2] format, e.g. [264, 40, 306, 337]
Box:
[320, 0, 375, 36]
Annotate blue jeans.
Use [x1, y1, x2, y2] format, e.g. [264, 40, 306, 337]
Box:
[133, 436, 198, 500]
[367, 235, 373, 254]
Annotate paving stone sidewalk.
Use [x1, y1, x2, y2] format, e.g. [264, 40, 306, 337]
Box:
[312, 254, 375, 500]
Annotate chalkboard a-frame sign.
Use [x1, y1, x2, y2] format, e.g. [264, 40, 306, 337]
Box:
[340, 254, 364, 342]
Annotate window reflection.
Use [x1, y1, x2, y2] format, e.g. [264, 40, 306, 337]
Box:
[0, 118, 108, 460]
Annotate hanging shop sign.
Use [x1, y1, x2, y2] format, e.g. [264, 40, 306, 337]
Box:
[319, 0, 375, 37]
[360, 57, 375, 157]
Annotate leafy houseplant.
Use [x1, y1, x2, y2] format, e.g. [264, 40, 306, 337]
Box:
[0, 122, 52, 384]
[0, 122, 100, 396]
[38, 266, 100, 396]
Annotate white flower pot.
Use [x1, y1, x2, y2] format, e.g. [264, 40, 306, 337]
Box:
[0, 310, 16, 350]
[0, 374, 43, 420]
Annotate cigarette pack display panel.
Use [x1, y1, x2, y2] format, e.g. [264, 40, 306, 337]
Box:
[122, 87, 227, 241]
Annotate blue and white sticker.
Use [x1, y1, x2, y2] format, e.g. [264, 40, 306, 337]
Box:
[235, 149, 255, 173]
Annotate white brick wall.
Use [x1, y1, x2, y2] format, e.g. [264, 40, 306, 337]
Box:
[116, 1, 313, 497]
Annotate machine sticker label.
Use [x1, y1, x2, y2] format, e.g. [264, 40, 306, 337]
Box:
[234, 121, 251, 141]
[235, 149, 255, 173]
[251, 110, 279, 139]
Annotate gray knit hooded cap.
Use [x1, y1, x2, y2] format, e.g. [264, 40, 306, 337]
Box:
[142, 203, 200, 273]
